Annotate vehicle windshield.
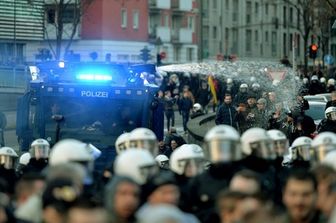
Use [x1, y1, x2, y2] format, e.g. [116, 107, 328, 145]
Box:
[44, 97, 144, 141]
[305, 103, 326, 121]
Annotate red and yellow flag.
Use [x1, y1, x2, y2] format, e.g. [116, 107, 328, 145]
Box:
[208, 75, 218, 105]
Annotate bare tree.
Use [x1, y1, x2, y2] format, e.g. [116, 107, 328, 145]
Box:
[43, 0, 94, 60]
[282, 0, 317, 75]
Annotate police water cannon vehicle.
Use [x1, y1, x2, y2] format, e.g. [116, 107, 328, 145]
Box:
[16, 61, 162, 170]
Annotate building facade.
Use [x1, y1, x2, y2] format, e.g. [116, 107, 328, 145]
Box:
[200, 0, 305, 65]
[24, 0, 199, 64]
[0, 0, 44, 65]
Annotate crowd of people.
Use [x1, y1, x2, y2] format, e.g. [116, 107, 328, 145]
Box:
[0, 67, 336, 223]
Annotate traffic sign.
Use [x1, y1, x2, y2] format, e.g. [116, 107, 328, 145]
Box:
[324, 54, 334, 65]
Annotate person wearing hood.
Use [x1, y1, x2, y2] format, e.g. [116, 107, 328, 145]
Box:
[138, 171, 199, 223]
[105, 176, 140, 223]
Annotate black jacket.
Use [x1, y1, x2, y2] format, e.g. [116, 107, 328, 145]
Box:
[215, 103, 238, 128]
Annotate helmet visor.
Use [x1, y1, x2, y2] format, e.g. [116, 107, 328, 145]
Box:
[273, 140, 289, 157]
[327, 112, 336, 121]
[207, 140, 241, 163]
[0, 156, 15, 169]
[250, 140, 275, 159]
[178, 158, 205, 177]
[116, 142, 127, 153]
[31, 145, 50, 159]
[292, 145, 312, 161]
[159, 160, 170, 169]
[313, 145, 336, 162]
[129, 140, 158, 156]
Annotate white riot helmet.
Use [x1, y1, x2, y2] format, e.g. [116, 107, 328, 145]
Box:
[321, 150, 336, 170]
[193, 103, 202, 113]
[204, 125, 241, 163]
[267, 129, 289, 157]
[155, 154, 169, 169]
[19, 152, 31, 166]
[241, 128, 275, 159]
[320, 77, 326, 83]
[49, 139, 93, 166]
[114, 148, 157, 185]
[328, 78, 335, 86]
[325, 107, 336, 121]
[170, 144, 205, 177]
[239, 83, 248, 92]
[311, 132, 336, 162]
[128, 128, 158, 156]
[0, 147, 18, 169]
[115, 132, 130, 154]
[251, 83, 260, 90]
[303, 78, 309, 84]
[227, 78, 233, 84]
[291, 136, 313, 161]
[311, 75, 318, 81]
[30, 138, 50, 160]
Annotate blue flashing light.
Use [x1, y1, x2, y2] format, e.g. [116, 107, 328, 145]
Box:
[58, 61, 65, 68]
[76, 74, 112, 81]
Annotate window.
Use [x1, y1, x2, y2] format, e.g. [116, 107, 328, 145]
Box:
[213, 26, 217, 39]
[297, 8, 300, 28]
[188, 16, 194, 30]
[265, 3, 269, 15]
[133, 10, 139, 29]
[121, 8, 127, 28]
[273, 4, 277, 16]
[265, 31, 269, 42]
[290, 33, 293, 51]
[246, 30, 252, 52]
[225, 27, 229, 40]
[187, 48, 193, 61]
[213, 0, 217, 9]
[62, 5, 78, 23]
[297, 34, 301, 56]
[246, 1, 252, 24]
[164, 14, 169, 27]
[225, 0, 229, 10]
[255, 30, 258, 42]
[255, 2, 259, 14]
[272, 31, 277, 55]
[47, 8, 55, 23]
[283, 33, 287, 56]
[283, 6, 287, 27]
[290, 7, 293, 24]
[233, 0, 238, 21]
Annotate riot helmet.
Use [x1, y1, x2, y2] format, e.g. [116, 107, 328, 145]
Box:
[169, 144, 205, 177]
[311, 132, 336, 162]
[18, 152, 31, 166]
[267, 129, 289, 157]
[239, 83, 248, 93]
[155, 154, 169, 169]
[0, 147, 18, 169]
[115, 132, 130, 154]
[325, 107, 336, 121]
[241, 128, 275, 159]
[204, 125, 241, 163]
[128, 128, 158, 156]
[114, 148, 158, 185]
[30, 138, 50, 160]
[291, 136, 313, 161]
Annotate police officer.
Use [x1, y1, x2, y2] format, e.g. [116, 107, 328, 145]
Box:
[169, 144, 205, 211]
[317, 107, 336, 134]
[186, 125, 242, 223]
[0, 146, 18, 194]
[22, 138, 50, 174]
